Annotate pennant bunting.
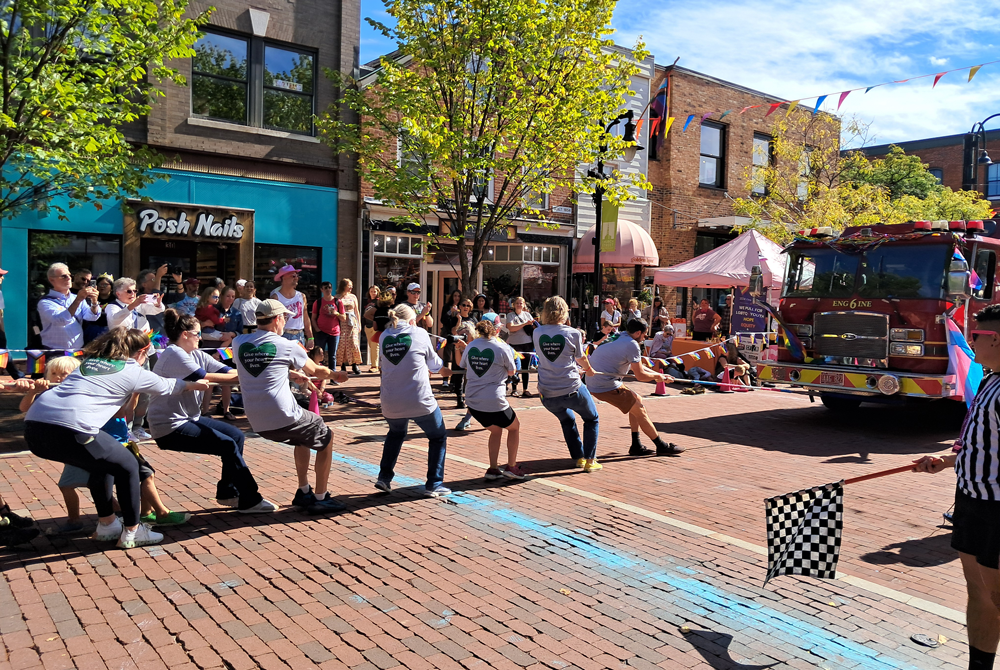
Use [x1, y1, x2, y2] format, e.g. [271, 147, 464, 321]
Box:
[648, 117, 660, 136]
[812, 95, 827, 114]
[764, 102, 783, 117]
[719, 110, 732, 119]
[27, 351, 45, 375]
[740, 106, 754, 114]
[662, 117, 675, 134]
[671, 357, 682, 364]
[682, 115, 695, 131]
[785, 100, 799, 116]
[932, 72, 946, 88]
[837, 91, 851, 110]
[970, 65, 982, 82]
[865, 85, 878, 93]
[701, 112, 713, 122]
[635, 118, 645, 137]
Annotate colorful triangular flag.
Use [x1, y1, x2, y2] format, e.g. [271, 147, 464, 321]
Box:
[970, 65, 982, 82]
[837, 91, 851, 110]
[932, 72, 946, 88]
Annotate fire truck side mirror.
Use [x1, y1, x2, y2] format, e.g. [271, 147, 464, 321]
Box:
[948, 258, 972, 299]
[749, 265, 764, 298]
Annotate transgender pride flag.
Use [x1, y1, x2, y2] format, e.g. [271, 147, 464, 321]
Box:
[946, 317, 984, 407]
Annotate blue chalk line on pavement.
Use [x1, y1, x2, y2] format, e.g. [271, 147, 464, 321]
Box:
[324, 448, 921, 670]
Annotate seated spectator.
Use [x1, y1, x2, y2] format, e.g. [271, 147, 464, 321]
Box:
[719, 340, 753, 388]
[234, 280, 261, 331]
[195, 287, 235, 348]
[37, 262, 101, 351]
[649, 324, 674, 360]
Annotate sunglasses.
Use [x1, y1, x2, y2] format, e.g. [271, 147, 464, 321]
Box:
[409, 290, 421, 294]
[972, 330, 997, 341]
[123, 288, 137, 294]
[55, 274, 71, 280]
[186, 330, 202, 339]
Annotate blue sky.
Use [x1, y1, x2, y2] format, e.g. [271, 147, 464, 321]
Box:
[359, 0, 1000, 147]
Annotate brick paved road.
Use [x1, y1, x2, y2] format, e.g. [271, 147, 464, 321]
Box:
[0, 374, 970, 669]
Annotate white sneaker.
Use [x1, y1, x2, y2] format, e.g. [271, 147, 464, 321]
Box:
[422, 485, 452, 498]
[217, 497, 240, 508]
[238, 499, 278, 514]
[91, 518, 123, 541]
[117, 523, 163, 549]
[131, 428, 152, 441]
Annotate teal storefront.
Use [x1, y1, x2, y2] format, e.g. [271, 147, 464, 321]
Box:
[1, 169, 338, 351]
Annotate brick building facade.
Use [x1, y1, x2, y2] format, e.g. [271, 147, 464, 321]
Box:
[646, 65, 829, 321]
[859, 129, 1000, 205]
[2, 0, 361, 349]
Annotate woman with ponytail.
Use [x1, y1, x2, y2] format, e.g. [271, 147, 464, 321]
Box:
[459, 320, 526, 480]
[376, 303, 453, 497]
[23, 328, 210, 548]
[148, 309, 276, 514]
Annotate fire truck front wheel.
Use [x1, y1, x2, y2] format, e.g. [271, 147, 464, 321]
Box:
[820, 395, 863, 412]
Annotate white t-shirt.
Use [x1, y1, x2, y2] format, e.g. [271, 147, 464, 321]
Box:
[586, 335, 642, 394]
[148, 345, 230, 438]
[505, 310, 533, 346]
[270, 289, 305, 330]
[105, 298, 163, 333]
[25, 358, 182, 435]
[233, 330, 309, 432]
[459, 337, 517, 412]
[235, 297, 261, 327]
[378, 324, 443, 419]
[600, 309, 621, 328]
[532, 324, 586, 398]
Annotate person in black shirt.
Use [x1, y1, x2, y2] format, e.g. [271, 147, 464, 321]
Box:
[914, 304, 1000, 670]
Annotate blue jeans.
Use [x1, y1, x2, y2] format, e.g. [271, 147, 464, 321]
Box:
[540, 384, 599, 460]
[379, 408, 447, 490]
[282, 330, 306, 346]
[315, 331, 340, 368]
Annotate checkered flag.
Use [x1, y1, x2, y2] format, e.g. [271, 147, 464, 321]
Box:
[764, 481, 843, 585]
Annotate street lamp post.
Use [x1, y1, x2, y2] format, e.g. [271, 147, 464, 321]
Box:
[586, 109, 643, 337]
[962, 114, 999, 193]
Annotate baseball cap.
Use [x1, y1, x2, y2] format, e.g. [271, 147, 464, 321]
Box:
[183, 277, 200, 286]
[255, 298, 292, 319]
[604, 298, 614, 304]
[407, 283, 421, 292]
[236, 279, 247, 288]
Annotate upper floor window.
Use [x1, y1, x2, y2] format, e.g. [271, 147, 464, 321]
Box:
[699, 122, 725, 188]
[928, 168, 944, 185]
[751, 133, 772, 195]
[987, 165, 1000, 199]
[192, 29, 316, 135]
[797, 148, 813, 200]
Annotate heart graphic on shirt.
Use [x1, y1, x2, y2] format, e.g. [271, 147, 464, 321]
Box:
[238, 342, 277, 377]
[538, 334, 566, 362]
[466, 347, 494, 377]
[382, 334, 412, 366]
[80, 358, 125, 376]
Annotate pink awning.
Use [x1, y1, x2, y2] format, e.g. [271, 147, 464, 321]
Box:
[572, 218, 659, 273]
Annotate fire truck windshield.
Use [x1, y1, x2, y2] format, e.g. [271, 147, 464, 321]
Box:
[784, 244, 950, 299]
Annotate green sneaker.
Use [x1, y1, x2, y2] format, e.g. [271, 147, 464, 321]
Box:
[148, 511, 191, 527]
[139, 512, 156, 524]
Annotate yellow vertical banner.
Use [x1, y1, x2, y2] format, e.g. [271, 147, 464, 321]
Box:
[600, 202, 618, 253]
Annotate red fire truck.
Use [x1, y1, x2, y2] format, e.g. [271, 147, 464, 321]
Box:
[756, 219, 990, 410]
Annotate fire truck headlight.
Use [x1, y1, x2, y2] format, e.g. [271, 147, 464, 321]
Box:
[890, 328, 925, 342]
[889, 343, 924, 356]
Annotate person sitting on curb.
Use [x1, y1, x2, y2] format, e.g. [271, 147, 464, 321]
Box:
[233, 299, 349, 514]
[586, 318, 686, 457]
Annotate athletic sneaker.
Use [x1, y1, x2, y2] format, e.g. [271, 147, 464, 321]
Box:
[374, 480, 391, 493]
[0, 504, 34, 529]
[455, 415, 473, 431]
[217, 497, 240, 508]
[140, 511, 191, 527]
[291, 486, 317, 510]
[484, 467, 504, 481]
[131, 427, 152, 441]
[0, 526, 39, 547]
[501, 464, 529, 480]
[92, 517, 123, 541]
[308, 493, 347, 515]
[239, 499, 278, 514]
[117, 523, 163, 549]
[629, 445, 654, 456]
[574, 458, 587, 469]
[422, 485, 452, 498]
[55, 521, 86, 535]
[583, 459, 603, 473]
[656, 443, 686, 456]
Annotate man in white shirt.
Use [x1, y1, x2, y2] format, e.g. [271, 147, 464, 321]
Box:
[405, 283, 434, 331]
[37, 262, 101, 351]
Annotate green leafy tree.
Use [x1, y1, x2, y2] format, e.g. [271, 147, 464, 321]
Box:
[321, 0, 648, 295]
[0, 0, 209, 221]
[733, 115, 992, 244]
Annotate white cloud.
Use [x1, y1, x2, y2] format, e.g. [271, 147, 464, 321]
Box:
[613, 0, 1000, 144]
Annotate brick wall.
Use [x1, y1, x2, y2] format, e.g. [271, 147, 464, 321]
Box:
[862, 136, 1000, 198]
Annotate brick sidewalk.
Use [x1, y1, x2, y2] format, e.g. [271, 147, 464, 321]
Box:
[0, 372, 970, 669]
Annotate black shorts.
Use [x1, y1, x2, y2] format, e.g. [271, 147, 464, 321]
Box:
[258, 411, 332, 451]
[469, 406, 517, 429]
[952, 487, 1000, 568]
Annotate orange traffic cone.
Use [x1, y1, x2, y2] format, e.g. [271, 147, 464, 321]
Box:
[653, 378, 667, 396]
[720, 368, 735, 392]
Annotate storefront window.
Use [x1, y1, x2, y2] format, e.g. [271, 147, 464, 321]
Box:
[600, 267, 636, 308]
[28, 231, 121, 301]
[373, 256, 420, 293]
[254, 243, 322, 304]
[522, 264, 558, 311]
[483, 263, 521, 307]
[374, 233, 424, 258]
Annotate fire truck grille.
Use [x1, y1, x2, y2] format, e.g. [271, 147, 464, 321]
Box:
[813, 312, 889, 359]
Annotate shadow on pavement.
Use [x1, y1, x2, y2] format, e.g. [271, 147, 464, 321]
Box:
[684, 629, 779, 669]
[858, 530, 955, 568]
[654, 401, 962, 459]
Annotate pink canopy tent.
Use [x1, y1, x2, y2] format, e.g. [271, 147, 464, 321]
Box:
[572, 218, 659, 273]
[652, 230, 786, 291]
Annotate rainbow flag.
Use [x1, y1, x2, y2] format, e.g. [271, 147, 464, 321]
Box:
[946, 316, 984, 408]
[65, 350, 83, 358]
[435, 337, 448, 353]
[956, 249, 984, 292]
[218, 347, 234, 361]
[26, 351, 45, 375]
[756, 301, 806, 361]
